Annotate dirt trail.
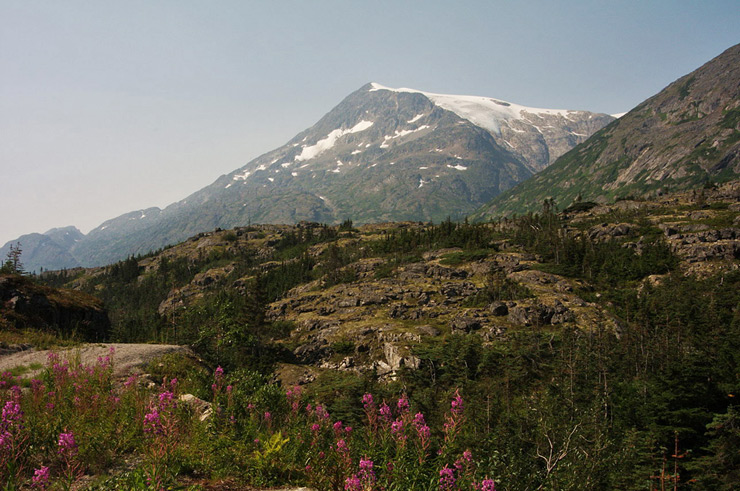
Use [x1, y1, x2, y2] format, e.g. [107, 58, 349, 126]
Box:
[0, 343, 192, 379]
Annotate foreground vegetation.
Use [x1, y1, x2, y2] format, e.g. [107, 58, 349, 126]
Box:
[1, 351, 494, 490]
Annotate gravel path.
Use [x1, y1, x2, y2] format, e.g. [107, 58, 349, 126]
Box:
[0, 343, 192, 379]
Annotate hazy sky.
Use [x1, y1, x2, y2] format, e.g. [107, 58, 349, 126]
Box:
[1, 0, 738, 246]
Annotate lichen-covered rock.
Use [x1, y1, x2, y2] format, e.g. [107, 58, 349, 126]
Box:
[451, 316, 482, 333]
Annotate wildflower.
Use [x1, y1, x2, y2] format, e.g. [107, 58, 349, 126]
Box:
[336, 439, 349, 453]
[391, 420, 404, 434]
[358, 458, 376, 485]
[379, 402, 392, 421]
[2, 400, 23, 425]
[311, 423, 321, 432]
[439, 465, 456, 490]
[333, 420, 344, 435]
[417, 424, 431, 440]
[143, 408, 163, 434]
[462, 449, 473, 462]
[476, 479, 496, 491]
[215, 366, 224, 379]
[451, 390, 464, 415]
[58, 431, 77, 456]
[32, 466, 50, 489]
[359, 458, 374, 472]
[361, 393, 374, 408]
[264, 411, 272, 422]
[315, 404, 330, 420]
[158, 391, 176, 407]
[397, 394, 410, 413]
[345, 474, 362, 491]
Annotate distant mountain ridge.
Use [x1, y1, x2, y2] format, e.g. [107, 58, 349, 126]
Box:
[4, 83, 614, 271]
[476, 43, 740, 219]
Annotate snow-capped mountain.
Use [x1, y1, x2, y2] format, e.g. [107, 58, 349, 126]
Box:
[6, 83, 614, 269]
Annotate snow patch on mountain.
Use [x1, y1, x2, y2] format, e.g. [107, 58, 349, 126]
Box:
[370, 83, 576, 136]
[295, 120, 374, 162]
[233, 170, 251, 181]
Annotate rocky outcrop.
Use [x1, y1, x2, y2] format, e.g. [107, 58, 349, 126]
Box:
[0, 274, 110, 340]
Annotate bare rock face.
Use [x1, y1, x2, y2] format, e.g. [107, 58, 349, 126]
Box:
[451, 316, 482, 333]
[588, 223, 634, 241]
[507, 302, 573, 327]
[383, 343, 420, 371]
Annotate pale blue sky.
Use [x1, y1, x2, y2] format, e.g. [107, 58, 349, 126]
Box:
[1, 0, 738, 245]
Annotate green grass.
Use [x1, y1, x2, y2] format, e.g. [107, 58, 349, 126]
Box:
[7, 362, 44, 377]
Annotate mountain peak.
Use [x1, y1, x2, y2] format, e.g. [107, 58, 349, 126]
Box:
[366, 82, 597, 137]
[8, 82, 614, 270]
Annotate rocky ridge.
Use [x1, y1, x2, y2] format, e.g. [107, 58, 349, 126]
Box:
[478, 43, 740, 219]
[51, 183, 739, 387]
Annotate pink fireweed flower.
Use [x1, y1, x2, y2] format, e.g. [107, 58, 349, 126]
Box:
[359, 458, 374, 472]
[311, 423, 321, 432]
[143, 408, 163, 435]
[463, 449, 473, 462]
[2, 400, 23, 424]
[391, 420, 404, 434]
[315, 404, 330, 420]
[417, 424, 431, 440]
[264, 411, 272, 421]
[439, 465, 456, 490]
[215, 366, 224, 379]
[358, 457, 376, 486]
[344, 475, 362, 491]
[379, 402, 392, 422]
[226, 385, 233, 394]
[158, 391, 176, 407]
[344, 425, 353, 434]
[450, 390, 464, 415]
[57, 431, 77, 456]
[476, 479, 496, 491]
[336, 438, 349, 452]
[397, 394, 410, 413]
[361, 393, 374, 408]
[333, 421, 344, 434]
[32, 466, 50, 489]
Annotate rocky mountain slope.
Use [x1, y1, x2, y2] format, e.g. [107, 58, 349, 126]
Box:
[477, 43, 740, 219]
[45, 182, 739, 385]
[4, 84, 612, 271]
